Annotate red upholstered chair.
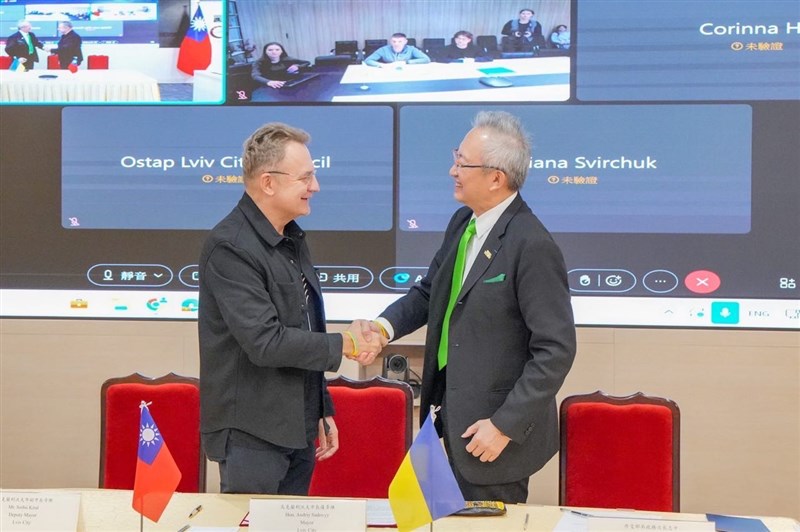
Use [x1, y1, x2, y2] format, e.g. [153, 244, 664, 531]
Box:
[87, 55, 109, 69]
[308, 376, 413, 498]
[47, 54, 59, 69]
[0, 56, 12, 69]
[560, 391, 680, 512]
[100, 372, 205, 492]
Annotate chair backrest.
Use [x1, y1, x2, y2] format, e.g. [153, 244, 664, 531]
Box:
[363, 39, 387, 57]
[334, 40, 358, 57]
[47, 54, 59, 69]
[406, 37, 417, 48]
[308, 376, 413, 498]
[100, 372, 205, 493]
[560, 391, 680, 512]
[476, 35, 499, 54]
[87, 55, 109, 69]
[0, 56, 12, 69]
[422, 38, 445, 51]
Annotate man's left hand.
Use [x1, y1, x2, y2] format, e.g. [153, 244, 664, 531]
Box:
[462, 418, 510, 463]
[316, 416, 339, 461]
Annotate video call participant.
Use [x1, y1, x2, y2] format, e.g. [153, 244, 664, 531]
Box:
[440, 31, 484, 63]
[501, 8, 546, 52]
[364, 33, 431, 67]
[251, 42, 308, 89]
[50, 21, 83, 69]
[4, 20, 45, 70]
[370, 111, 576, 503]
[550, 24, 571, 49]
[198, 122, 386, 495]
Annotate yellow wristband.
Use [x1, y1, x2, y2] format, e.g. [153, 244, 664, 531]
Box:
[343, 330, 359, 359]
[373, 320, 389, 340]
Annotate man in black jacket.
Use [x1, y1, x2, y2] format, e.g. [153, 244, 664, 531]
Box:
[198, 122, 385, 494]
[51, 21, 83, 69]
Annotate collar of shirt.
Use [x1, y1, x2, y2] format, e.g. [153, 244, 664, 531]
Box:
[472, 192, 517, 242]
[238, 192, 305, 248]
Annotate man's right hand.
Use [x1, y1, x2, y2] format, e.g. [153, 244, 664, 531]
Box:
[342, 320, 387, 366]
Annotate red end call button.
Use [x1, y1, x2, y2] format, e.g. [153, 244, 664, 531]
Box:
[684, 270, 721, 294]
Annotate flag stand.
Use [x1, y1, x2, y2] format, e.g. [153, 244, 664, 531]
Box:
[139, 512, 143, 532]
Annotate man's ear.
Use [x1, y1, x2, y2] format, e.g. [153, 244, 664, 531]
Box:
[260, 172, 275, 196]
[488, 169, 507, 191]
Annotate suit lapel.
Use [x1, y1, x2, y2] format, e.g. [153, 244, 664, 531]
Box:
[458, 195, 524, 300]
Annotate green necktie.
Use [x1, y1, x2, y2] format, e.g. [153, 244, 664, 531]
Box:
[437, 218, 476, 370]
[23, 33, 33, 54]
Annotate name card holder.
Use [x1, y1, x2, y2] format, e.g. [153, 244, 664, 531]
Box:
[249, 498, 367, 531]
[1, 491, 80, 531]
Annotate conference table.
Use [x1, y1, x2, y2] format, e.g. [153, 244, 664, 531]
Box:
[3, 489, 798, 531]
[0, 69, 161, 103]
[331, 56, 570, 102]
[250, 56, 570, 103]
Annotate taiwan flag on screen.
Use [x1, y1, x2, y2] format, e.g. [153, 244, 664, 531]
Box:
[132, 402, 182, 523]
[177, 4, 211, 75]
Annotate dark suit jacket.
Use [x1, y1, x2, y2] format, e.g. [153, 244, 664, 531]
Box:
[4, 31, 44, 66]
[53, 31, 82, 68]
[381, 194, 576, 485]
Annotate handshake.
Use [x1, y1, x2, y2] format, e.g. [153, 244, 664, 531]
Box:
[340, 319, 389, 366]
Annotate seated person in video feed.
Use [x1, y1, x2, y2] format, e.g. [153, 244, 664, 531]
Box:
[363, 33, 430, 67]
[251, 42, 309, 89]
[440, 30, 488, 62]
[501, 8, 546, 52]
[5, 19, 45, 70]
[550, 24, 570, 49]
[50, 21, 83, 69]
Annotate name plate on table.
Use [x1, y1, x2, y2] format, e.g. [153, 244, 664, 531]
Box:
[1, 491, 80, 531]
[249, 499, 367, 531]
[588, 517, 715, 531]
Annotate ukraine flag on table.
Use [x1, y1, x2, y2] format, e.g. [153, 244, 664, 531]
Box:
[389, 409, 466, 531]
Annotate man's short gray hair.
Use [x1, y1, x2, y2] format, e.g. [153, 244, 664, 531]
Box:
[241, 122, 310, 182]
[472, 111, 531, 190]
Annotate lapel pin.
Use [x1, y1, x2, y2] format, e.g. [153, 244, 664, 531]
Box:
[484, 249, 492, 259]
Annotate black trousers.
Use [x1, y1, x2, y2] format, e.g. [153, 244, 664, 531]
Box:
[219, 432, 315, 495]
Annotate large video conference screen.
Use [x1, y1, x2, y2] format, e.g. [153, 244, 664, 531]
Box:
[1, 0, 798, 330]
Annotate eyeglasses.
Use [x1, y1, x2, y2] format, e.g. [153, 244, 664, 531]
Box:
[452, 149, 502, 171]
[267, 170, 317, 184]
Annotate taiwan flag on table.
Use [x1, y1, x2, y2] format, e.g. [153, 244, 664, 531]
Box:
[132, 401, 182, 523]
[388, 408, 466, 532]
[176, 4, 211, 75]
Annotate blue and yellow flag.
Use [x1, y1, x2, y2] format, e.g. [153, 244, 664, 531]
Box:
[388, 409, 466, 531]
[9, 58, 26, 72]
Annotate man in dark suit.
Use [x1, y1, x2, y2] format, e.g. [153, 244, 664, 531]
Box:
[198, 122, 386, 494]
[373, 111, 576, 503]
[51, 21, 83, 69]
[4, 20, 45, 70]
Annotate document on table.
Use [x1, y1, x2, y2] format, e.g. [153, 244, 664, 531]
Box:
[367, 499, 397, 527]
[555, 509, 714, 532]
